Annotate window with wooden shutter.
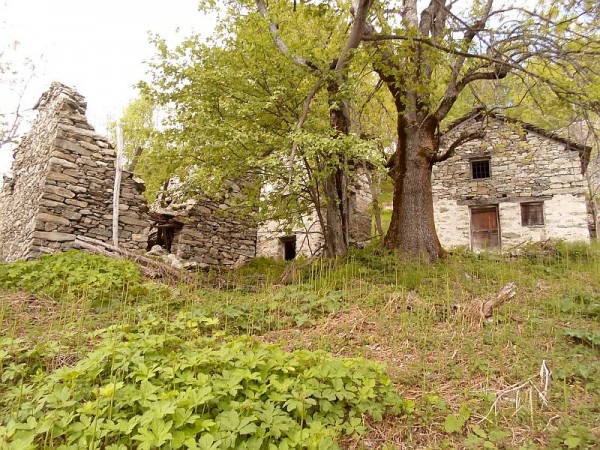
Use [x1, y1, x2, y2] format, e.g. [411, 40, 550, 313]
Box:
[521, 202, 544, 226]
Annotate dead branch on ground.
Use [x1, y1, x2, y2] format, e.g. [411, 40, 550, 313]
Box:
[72, 236, 193, 282]
[481, 282, 516, 319]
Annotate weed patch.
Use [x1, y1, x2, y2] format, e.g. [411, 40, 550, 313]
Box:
[0, 251, 147, 307]
[2, 244, 600, 448]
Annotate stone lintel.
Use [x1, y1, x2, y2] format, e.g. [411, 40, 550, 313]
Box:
[37, 212, 70, 226]
[456, 195, 553, 206]
[32, 231, 76, 242]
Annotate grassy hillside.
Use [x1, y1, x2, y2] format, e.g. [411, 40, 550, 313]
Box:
[1, 244, 599, 449]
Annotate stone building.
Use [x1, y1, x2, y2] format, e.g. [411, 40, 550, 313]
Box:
[432, 110, 593, 251]
[0, 82, 150, 261]
[559, 120, 600, 236]
[256, 210, 324, 260]
[0, 81, 375, 265]
[0, 82, 260, 268]
[256, 165, 374, 259]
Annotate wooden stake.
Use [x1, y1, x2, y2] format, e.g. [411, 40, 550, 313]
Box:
[112, 122, 124, 248]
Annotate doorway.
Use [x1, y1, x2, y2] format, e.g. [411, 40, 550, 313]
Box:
[279, 236, 297, 261]
[470, 206, 500, 250]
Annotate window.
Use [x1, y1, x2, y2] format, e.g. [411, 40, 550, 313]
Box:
[521, 202, 544, 226]
[279, 236, 297, 260]
[471, 159, 491, 179]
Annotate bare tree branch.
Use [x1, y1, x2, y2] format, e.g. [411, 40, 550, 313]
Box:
[433, 128, 486, 163]
[255, 0, 320, 71]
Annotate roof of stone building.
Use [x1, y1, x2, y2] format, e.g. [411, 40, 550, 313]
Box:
[445, 108, 593, 153]
[444, 107, 593, 172]
[556, 120, 599, 149]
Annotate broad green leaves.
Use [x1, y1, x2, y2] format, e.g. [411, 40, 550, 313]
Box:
[137, 0, 385, 232]
[0, 313, 404, 448]
[0, 249, 146, 307]
[443, 404, 470, 434]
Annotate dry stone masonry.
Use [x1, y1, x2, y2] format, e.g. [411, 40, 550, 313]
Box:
[17, 82, 579, 264]
[0, 82, 375, 266]
[150, 185, 258, 269]
[432, 111, 592, 250]
[0, 82, 150, 261]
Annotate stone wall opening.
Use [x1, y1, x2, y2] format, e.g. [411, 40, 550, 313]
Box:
[148, 212, 184, 252]
[279, 236, 297, 261]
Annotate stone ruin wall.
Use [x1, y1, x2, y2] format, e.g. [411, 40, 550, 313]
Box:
[256, 210, 324, 259]
[0, 82, 150, 262]
[0, 84, 61, 261]
[0, 81, 372, 266]
[432, 115, 590, 248]
[154, 188, 258, 269]
[347, 165, 374, 244]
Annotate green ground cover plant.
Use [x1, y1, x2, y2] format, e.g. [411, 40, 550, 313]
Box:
[1, 242, 599, 448]
[0, 250, 148, 306]
[0, 314, 403, 449]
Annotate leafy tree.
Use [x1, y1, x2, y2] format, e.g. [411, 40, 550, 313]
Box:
[142, 0, 599, 262]
[253, 0, 376, 256]
[109, 96, 170, 201]
[140, 1, 385, 256]
[363, 0, 600, 260]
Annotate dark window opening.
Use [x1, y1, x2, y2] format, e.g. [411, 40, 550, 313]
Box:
[280, 236, 297, 261]
[156, 226, 176, 252]
[521, 202, 544, 226]
[471, 159, 491, 179]
[147, 213, 183, 252]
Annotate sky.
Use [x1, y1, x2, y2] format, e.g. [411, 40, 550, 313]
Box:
[0, 0, 216, 176]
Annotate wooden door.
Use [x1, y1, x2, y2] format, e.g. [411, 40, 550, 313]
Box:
[471, 207, 500, 250]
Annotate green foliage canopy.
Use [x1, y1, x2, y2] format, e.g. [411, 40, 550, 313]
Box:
[138, 1, 386, 226]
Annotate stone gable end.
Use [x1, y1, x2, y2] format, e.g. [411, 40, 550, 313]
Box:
[0, 82, 150, 261]
[432, 114, 591, 250]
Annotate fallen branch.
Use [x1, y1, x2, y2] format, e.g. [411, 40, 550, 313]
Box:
[72, 236, 192, 282]
[73, 239, 159, 279]
[481, 282, 516, 319]
[479, 360, 551, 423]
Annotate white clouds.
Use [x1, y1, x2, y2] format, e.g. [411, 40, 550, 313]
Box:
[0, 0, 215, 176]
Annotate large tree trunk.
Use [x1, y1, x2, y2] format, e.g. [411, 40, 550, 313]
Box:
[383, 118, 444, 262]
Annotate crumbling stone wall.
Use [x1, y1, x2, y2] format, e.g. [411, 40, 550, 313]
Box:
[0, 82, 150, 262]
[347, 165, 374, 244]
[256, 211, 324, 259]
[432, 113, 591, 249]
[151, 184, 257, 268]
